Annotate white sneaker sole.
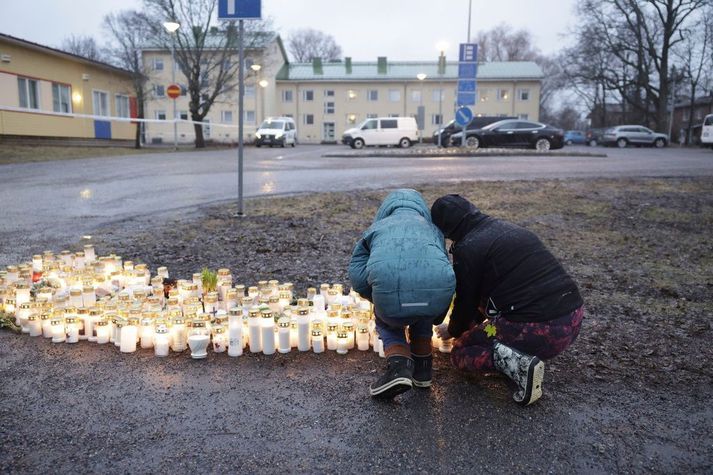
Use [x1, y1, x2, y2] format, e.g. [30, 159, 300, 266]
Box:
[412, 379, 432, 388]
[370, 377, 413, 398]
[524, 360, 545, 405]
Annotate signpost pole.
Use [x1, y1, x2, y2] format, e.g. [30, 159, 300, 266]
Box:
[171, 36, 178, 151]
[237, 18, 244, 216]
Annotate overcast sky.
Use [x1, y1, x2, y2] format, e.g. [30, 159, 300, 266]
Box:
[0, 0, 578, 60]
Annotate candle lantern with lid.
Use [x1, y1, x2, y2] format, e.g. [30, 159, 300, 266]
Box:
[188, 319, 210, 359]
[154, 324, 170, 357]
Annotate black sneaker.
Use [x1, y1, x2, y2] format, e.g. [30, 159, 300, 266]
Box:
[412, 354, 432, 388]
[370, 356, 414, 399]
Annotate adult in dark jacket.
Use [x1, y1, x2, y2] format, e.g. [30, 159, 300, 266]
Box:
[431, 194, 584, 405]
[349, 189, 455, 399]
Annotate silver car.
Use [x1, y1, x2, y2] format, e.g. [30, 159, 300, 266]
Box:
[601, 125, 668, 148]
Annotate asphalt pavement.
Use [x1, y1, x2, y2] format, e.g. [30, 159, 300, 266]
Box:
[1, 144, 712, 265]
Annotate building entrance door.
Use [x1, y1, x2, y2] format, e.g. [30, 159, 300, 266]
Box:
[323, 122, 335, 142]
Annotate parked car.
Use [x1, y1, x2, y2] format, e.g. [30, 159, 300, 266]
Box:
[449, 119, 565, 151]
[600, 125, 668, 148]
[341, 117, 419, 149]
[702, 114, 713, 148]
[564, 130, 587, 145]
[255, 117, 297, 147]
[432, 116, 516, 147]
[585, 128, 605, 146]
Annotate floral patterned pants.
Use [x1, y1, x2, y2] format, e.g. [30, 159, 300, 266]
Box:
[451, 306, 584, 373]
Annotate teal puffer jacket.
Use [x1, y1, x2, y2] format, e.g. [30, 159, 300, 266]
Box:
[348, 189, 456, 321]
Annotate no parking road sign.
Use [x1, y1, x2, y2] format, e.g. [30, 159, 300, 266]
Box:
[455, 106, 473, 127]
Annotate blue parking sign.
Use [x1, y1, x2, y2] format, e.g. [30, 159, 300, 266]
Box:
[218, 0, 261, 19]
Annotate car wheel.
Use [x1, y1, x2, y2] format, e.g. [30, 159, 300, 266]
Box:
[399, 137, 411, 148]
[352, 138, 365, 149]
[292, 142, 296, 147]
[535, 138, 551, 151]
[588, 139, 597, 147]
[465, 136, 480, 148]
[616, 138, 628, 148]
[654, 138, 666, 148]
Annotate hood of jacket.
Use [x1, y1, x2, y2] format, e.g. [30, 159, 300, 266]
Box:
[374, 189, 431, 222]
[430, 194, 488, 242]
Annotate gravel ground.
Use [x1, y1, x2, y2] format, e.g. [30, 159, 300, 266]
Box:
[1, 177, 712, 474]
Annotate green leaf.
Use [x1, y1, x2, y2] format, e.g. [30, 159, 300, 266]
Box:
[484, 323, 497, 338]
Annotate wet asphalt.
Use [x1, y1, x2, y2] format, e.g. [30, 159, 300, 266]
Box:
[1, 144, 713, 266]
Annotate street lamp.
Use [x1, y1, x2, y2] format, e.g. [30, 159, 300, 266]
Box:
[251, 64, 262, 123]
[163, 21, 180, 150]
[436, 41, 448, 147]
[416, 73, 426, 143]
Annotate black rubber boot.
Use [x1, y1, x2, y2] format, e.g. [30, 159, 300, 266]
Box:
[370, 356, 414, 399]
[411, 354, 432, 388]
[493, 341, 544, 405]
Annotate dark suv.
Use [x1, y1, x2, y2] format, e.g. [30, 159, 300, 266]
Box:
[432, 116, 516, 147]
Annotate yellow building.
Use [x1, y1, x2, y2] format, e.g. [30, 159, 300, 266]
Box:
[274, 58, 543, 143]
[0, 33, 136, 141]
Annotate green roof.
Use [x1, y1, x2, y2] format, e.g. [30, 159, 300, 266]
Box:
[276, 61, 543, 82]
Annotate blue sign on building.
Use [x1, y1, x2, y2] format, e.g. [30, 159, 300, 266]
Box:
[457, 43, 478, 107]
[218, 0, 261, 20]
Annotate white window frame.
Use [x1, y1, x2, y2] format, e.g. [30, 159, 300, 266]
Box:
[431, 114, 442, 125]
[518, 113, 529, 120]
[303, 90, 314, 101]
[303, 114, 314, 125]
[115, 94, 130, 118]
[245, 110, 256, 123]
[324, 101, 335, 114]
[518, 89, 530, 101]
[244, 85, 255, 97]
[367, 90, 379, 102]
[282, 90, 293, 102]
[324, 89, 335, 97]
[221, 110, 233, 123]
[388, 89, 401, 102]
[153, 58, 164, 71]
[179, 111, 189, 120]
[52, 83, 72, 113]
[155, 84, 165, 98]
[411, 90, 422, 103]
[18, 77, 40, 110]
[92, 90, 109, 117]
[497, 89, 510, 101]
[155, 110, 167, 121]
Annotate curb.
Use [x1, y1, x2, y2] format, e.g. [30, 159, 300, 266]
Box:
[322, 149, 609, 158]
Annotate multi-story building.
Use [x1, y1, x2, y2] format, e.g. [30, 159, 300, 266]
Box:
[274, 57, 543, 143]
[0, 33, 136, 141]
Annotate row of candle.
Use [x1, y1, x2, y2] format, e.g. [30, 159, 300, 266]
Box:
[0, 246, 454, 359]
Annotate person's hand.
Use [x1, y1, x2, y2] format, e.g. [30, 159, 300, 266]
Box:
[435, 323, 451, 340]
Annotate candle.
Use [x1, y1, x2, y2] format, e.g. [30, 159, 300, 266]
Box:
[82, 286, 96, 308]
[17, 303, 32, 333]
[68, 288, 83, 309]
[95, 319, 110, 344]
[170, 316, 187, 352]
[356, 326, 370, 351]
[342, 320, 355, 350]
[248, 306, 262, 353]
[327, 323, 338, 351]
[27, 314, 42, 337]
[312, 329, 325, 353]
[277, 317, 291, 353]
[377, 338, 385, 358]
[439, 337, 453, 354]
[65, 315, 79, 343]
[120, 317, 139, 353]
[212, 326, 227, 353]
[74, 251, 86, 270]
[83, 245, 96, 263]
[41, 312, 53, 338]
[228, 314, 244, 357]
[261, 309, 276, 355]
[50, 316, 66, 343]
[140, 314, 155, 349]
[15, 281, 30, 306]
[312, 294, 326, 312]
[154, 325, 170, 356]
[306, 287, 317, 305]
[188, 319, 210, 359]
[296, 307, 310, 351]
[336, 331, 349, 355]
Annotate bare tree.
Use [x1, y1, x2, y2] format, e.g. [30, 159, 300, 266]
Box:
[287, 28, 342, 62]
[475, 24, 540, 62]
[141, 0, 273, 148]
[103, 11, 153, 149]
[60, 35, 104, 62]
[573, 0, 710, 133]
[674, 6, 713, 143]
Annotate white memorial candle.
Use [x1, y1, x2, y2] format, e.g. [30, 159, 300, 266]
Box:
[228, 319, 244, 357]
[327, 323, 338, 351]
[312, 329, 325, 353]
[27, 314, 42, 337]
[296, 308, 310, 352]
[248, 307, 262, 353]
[41, 312, 53, 338]
[188, 320, 210, 359]
[95, 319, 110, 344]
[51, 317, 65, 343]
[277, 317, 291, 354]
[170, 317, 187, 352]
[140, 315, 155, 349]
[17, 303, 32, 333]
[336, 331, 349, 355]
[65, 315, 79, 343]
[120, 317, 139, 353]
[357, 326, 370, 351]
[154, 325, 170, 356]
[260, 310, 276, 355]
[212, 326, 228, 353]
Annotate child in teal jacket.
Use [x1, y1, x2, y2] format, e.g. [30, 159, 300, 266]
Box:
[349, 189, 455, 399]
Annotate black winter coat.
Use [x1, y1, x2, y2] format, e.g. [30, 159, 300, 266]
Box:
[431, 195, 583, 338]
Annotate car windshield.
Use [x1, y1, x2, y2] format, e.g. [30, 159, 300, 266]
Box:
[482, 120, 515, 130]
[704, 116, 713, 126]
[259, 120, 284, 130]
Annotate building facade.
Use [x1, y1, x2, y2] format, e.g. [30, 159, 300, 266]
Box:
[274, 58, 543, 143]
[0, 33, 136, 141]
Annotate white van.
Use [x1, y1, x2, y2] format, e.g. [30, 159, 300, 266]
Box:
[702, 114, 713, 148]
[341, 117, 419, 149]
[255, 117, 297, 147]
